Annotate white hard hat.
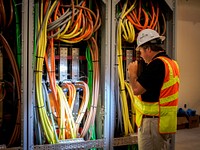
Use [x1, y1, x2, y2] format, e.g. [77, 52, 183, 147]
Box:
[136, 29, 165, 49]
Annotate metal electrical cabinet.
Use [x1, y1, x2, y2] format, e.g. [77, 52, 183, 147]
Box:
[109, 0, 176, 149]
[27, 0, 111, 150]
[0, 0, 175, 150]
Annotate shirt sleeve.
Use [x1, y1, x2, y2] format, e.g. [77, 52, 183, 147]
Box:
[137, 59, 165, 92]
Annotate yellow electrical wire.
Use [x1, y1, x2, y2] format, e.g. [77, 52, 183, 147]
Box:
[122, 18, 135, 43]
[117, 0, 137, 135]
[36, 0, 58, 144]
[56, 84, 77, 139]
[125, 81, 135, 132]
[59, 23, 82, 40]
[57, 85, 65, 140]
[61, 82, 77, 139]
[40, 1, 79, 141]
[56, 20, 71, 39]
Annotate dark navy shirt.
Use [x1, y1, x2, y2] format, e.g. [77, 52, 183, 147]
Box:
[137, 51, 171, 102]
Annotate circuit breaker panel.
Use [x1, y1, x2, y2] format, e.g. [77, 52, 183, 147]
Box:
[32, 0, 106, 149]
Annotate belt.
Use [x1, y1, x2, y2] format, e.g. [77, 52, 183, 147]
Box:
[143, 115, 159, 118]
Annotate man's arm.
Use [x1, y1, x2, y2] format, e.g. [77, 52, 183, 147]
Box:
[128, 61, 146, 95]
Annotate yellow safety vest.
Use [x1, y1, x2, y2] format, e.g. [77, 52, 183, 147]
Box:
[134, 57, 180, 134]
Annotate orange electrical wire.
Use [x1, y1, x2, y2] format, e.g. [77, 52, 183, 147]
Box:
[151, 2, 159, 30]
[7, 0, 13, 28]
[61, 82, 76, 139]
[62, 82, 76, 110]
[74, 81, 89, 135]
[0, 0, 7, 28]
[64, 1, 85, 34]
[80, 36, 99, 138]
[61, 82, 76, 138]
[126, 2, 149, 31]
[125, 0, 161, 32]
[69, 5, 93, 41]
[70, 0, 75, 26]
[0, 34, 21, 147]
[147, 0, 155, 29]
[44, 45, 60, 116]
[0, 83, 6, 102]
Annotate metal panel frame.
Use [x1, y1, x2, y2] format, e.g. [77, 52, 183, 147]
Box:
[99, 0, 112, 149]
[165, 0, 173, 11]
[27, 0, 35, 149]
[164, 0, 176, 59]
[109, 0, 119, 149]
[22, 0, 30, 149]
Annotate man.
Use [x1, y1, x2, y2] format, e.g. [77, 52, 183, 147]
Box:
[128, 29, 180, 150]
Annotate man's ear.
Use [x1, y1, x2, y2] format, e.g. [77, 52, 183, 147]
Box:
[146, 47, 151, 52]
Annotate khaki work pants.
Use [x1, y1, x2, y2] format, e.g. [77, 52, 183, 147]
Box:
[138, 118, 174, 150]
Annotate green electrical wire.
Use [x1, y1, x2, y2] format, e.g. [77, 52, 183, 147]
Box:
[86, 46, 96, 145]
[86, 0, 98, 145]
[13, 0, 21, 69]
[86, 47, 93, 109]
[33, 0, 39, 68]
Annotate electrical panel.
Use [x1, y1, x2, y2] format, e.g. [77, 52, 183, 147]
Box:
[110, 0, 176, 149]
[0, 0, 22, 148]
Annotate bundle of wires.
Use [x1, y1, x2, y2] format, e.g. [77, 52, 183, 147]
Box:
[125, 0, 166, 34]
[0, 0, 22, 147]
[0, 34, 21, 147]
[34, 0, 101, 144]
[116, 0, 136, 136]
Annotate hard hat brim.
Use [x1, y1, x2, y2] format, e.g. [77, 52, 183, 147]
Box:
[159, 35, 166, 42]
[136, 35, 166, 50]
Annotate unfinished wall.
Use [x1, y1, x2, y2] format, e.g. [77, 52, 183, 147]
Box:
[176, 0, 200, 114]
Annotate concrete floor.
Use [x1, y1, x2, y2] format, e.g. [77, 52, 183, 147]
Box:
[175, 126, 200, 150]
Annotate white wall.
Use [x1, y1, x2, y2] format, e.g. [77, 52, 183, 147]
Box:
[176, 0, 200, 114]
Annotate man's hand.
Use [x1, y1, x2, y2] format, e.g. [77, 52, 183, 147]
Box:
[128, 61, 138, 79]
[127, 61, 146, 95]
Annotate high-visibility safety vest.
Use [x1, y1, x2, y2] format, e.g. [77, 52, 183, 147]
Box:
[134, 56, 180, 134]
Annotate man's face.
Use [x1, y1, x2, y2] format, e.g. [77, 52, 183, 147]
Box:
[139, 47, 151, 63]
